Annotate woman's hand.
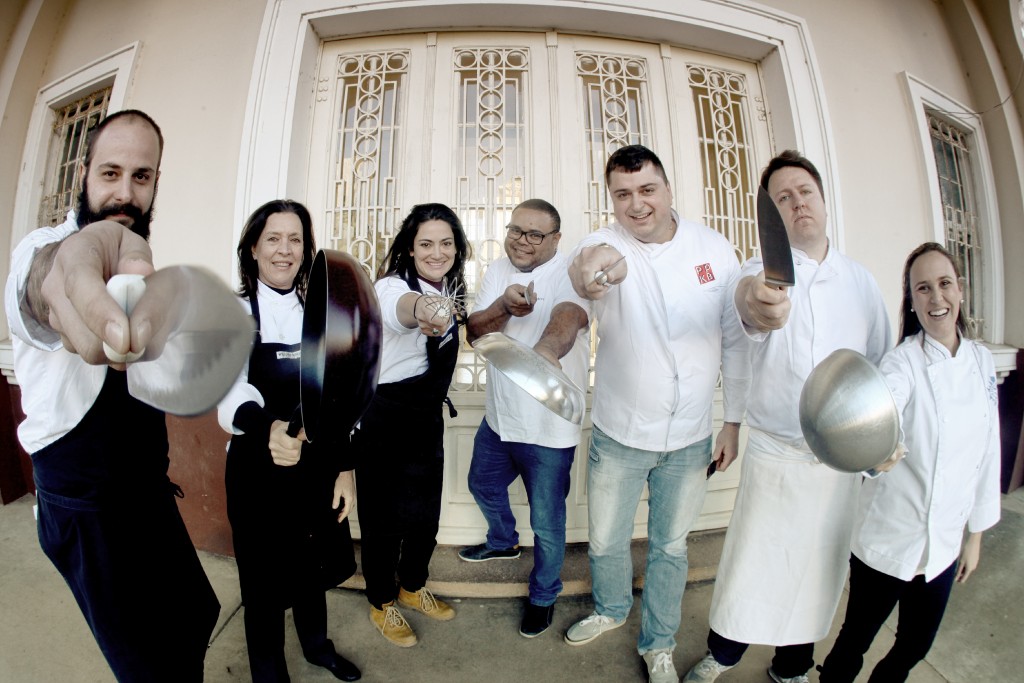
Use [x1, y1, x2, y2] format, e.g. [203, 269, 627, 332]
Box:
[268, 419, 304, 466]
[333, 470, 355, 522]
[956, 532, 982, 583]
[414, 293, 452, 337]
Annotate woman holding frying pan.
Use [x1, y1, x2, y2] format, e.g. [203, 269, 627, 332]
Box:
[217, 199, 360, 682]
[354, 203, 469, 647]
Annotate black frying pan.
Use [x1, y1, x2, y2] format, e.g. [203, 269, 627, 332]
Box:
[287, 249, 382, 442]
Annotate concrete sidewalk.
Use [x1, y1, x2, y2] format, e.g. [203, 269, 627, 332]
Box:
[1, 489, 1021, 682]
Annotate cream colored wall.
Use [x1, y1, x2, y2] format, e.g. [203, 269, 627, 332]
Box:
[769, 0, 977, 326]
[28, 0, 264, 281]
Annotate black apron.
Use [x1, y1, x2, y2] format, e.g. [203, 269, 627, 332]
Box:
[33, 368, 219, 683]
[225, 294, 356, 609]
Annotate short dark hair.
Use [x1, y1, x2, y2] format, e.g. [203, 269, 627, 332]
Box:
[898, 241, 971, 344]
[515, 198, 561, 232]
[379, 203, 470, 304]
[236, 199, 317, 302]
[84, 109, 164, 169]
[759, 149, 824, 196]
[604, 144, 669, 186]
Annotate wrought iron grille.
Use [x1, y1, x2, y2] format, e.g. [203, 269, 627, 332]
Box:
[38, 88, 110, 226]
[576, 52, 652, 233]
[688, 64, 758, 263]
[326, 50, 409, 278]
[927, 112, 984, 336]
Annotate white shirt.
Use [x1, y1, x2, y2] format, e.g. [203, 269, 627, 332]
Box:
[573, 211, 750, 452]
[473, 251, 590, 448]
[216, 282, 302, 435]
[852, 333, 1001, 581]
[740, 246, 891, 448]
[375, 275, 456, 384]
[5, 213, 113, 453]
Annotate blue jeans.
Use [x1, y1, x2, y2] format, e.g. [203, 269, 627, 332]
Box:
[468, 418, 575, 605]
[587, 426, 711, 654]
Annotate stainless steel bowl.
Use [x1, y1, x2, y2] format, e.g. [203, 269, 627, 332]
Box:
[471, 332, 586, 425]
[799, 348, 900, 473]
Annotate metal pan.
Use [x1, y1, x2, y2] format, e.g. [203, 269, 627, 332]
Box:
[287, 249, 382, 442]
[471, 331, 586, 425]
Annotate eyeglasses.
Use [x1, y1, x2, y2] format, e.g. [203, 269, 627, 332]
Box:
[506, 225, 559, 245]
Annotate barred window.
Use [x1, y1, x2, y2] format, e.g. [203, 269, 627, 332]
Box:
[927, 111, 984, 335]
[38, 88, 110, 226]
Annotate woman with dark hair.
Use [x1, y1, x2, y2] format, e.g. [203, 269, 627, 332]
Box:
[353, 202, 469, 647]
[217, 199, 360, 682]
[818, 242, 1001, 683]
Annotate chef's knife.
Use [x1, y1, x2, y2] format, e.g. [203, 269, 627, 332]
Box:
[756, 186, 796, 287]
[105, 266, 255, 416]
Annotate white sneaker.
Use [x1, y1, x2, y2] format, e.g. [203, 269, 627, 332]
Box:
[767, 667, 809, 683]
[563, 612, 625, 646]
[683, 652, 734, 682]
[643, 649, 679, 683]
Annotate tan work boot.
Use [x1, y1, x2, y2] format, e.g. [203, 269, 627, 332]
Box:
[369, 601, 417, 647]
[397, 586, 456, 621]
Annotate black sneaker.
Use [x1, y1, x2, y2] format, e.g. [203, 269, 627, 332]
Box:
[519, 602, 554, 638]
[458, 542, 521, 562]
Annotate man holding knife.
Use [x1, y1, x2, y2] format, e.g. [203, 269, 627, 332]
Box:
[565, 145, 750, 683]
[5, 110, 219, 681]
[683, 150, 891, 683]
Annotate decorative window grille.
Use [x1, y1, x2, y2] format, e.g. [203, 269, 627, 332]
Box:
[327, 51, 409, 277]
[688, 65, 758, 262]
[38, 88, 110, 226]
[927, 112, 983, 335]
[451, 47, 530, 391]
[576, 52, 652, 232]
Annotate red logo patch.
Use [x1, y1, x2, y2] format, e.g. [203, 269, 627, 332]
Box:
[695, 263, 715, 284]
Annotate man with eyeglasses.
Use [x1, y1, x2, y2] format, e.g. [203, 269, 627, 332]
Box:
[459, 198, 590, 638]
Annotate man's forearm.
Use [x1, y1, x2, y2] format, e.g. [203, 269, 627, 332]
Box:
[466, 298, 512, 343]
[23, 241, 61, 330]
[533, 302, 588, 361]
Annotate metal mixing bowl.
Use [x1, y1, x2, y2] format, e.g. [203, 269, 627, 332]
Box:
[799, 348, 900, 473]
[471, 332, 586, 425]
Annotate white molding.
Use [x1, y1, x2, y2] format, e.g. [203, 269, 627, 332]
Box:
[902, 71, 1006, 345]
[0, 340, 14, 382]
[11, 42, 140, 247]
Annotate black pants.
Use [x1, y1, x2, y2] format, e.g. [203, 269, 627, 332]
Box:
[818, 554, 957, 683]
[244, 588, 335, 683]
[708, 629, 815, 678]
[357, 454, 444, 608]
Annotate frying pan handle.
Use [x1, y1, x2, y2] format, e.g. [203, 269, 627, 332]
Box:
[286, 406, 303, 439]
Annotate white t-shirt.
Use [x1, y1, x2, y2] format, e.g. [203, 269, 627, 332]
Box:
[473, 251, 590, 448]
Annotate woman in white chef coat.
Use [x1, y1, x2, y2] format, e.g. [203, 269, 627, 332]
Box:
[818, 242, 1001, 683]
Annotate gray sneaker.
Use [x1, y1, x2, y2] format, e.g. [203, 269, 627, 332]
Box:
[683, 652, 734, 682]
[767, 668, 809, 683]
[643, 649, 678, 683]
[563, 612, 625, 646]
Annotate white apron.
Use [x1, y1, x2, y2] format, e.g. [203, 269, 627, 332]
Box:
[709, 429, 859, 644]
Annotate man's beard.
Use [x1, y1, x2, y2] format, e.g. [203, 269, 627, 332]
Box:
[75, 178, 155, 240]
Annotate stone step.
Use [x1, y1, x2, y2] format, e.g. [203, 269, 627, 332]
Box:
[339, 528, 725, 598]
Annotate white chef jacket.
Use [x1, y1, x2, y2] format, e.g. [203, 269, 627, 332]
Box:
[709, 244, 892, 645]
[217, 282, 302, 435]
[375, 275, 456, 384]
[4, 213, 112, 453]
[741, 246, 892, 447]
[572, 210, 750, 452]
[473, 251, 590, 449]
[852, 333, 1001, 581]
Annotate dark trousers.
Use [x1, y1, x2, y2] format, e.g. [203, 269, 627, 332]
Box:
[819, 554, 957, 683]
[708, 629, 815, 678]
[244, 588, 334, 683]
[357, 454, 444, 608]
